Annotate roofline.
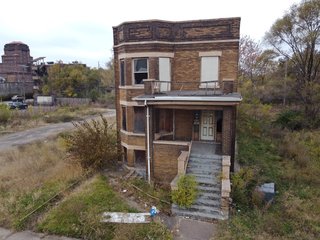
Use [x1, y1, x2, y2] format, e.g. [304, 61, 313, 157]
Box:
[114, 39, 239, 48]
[132, 95, 242, 102]
[113, 17, 241, 28]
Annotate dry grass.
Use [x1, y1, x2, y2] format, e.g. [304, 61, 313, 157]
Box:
[0, 138, 83, 227]
[0, 106, 110, 134]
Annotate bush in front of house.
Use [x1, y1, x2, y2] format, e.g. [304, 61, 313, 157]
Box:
[0, 103, 11, 124]
[65, 115, 119, 171]
[172, 175, 198, 208]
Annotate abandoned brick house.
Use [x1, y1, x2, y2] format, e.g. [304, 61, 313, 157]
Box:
[113, 18, 241, 220]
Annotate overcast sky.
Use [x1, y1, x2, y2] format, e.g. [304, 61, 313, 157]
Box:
[0, 0, 301, 68]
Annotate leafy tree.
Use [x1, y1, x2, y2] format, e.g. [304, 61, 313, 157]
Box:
[65, 115, 119, 171]
[265, 0, 320, 123]
[44, 63, 102, 99]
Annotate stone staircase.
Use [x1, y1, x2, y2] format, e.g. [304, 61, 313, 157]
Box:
[172, 142, 228, 221]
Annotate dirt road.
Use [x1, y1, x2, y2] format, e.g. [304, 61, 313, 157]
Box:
[0, 109, 115, 151]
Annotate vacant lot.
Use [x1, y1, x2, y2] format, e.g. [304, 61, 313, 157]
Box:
[0, 136, 172, 239]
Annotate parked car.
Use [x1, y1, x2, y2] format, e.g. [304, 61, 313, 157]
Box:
[8, 95, 28, 110]
[8, 101, 28, 110]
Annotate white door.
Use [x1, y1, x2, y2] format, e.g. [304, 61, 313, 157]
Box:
[201, 111, 215, 141]
[159, 58, 171, 92]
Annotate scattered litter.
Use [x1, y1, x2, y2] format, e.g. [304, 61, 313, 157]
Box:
[122, 189, 127, 193]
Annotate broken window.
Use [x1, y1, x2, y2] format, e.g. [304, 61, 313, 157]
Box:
[120, 59, 125, 86]
[122, 106, 127, 131]
[133, 58, 148, 84]
[134, 107, 145, 133]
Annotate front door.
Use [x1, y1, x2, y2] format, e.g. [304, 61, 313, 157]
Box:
[201, 111, 215, 141]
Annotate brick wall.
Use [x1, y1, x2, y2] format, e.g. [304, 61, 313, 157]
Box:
[153, 143, 188, 183]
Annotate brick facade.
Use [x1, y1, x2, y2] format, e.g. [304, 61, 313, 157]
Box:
[113, 18, 241, 183]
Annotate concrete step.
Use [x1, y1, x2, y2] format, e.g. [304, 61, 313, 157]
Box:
[195, 176, 217, 185]
[187, 167, 221, 176]
[198, 192, 221, 201]
[194, 198, 220, 207]
[171, 205, 227, 221]
[197, 184, 221, 193]
[190, 153, 222, 160]
[187, 161, 221, 168]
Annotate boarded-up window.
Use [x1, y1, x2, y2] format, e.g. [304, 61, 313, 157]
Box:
[134, 107, 145, 133]
[156, 109, 173, 133]
[159, 58, 171, 91]
[133, 58, 148, 84]
[120, 60, 125, 86]
[201, 57, 219, 88]
[122, 106, 127, 131]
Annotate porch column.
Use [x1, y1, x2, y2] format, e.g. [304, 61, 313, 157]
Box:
[222, 106, 236, 171]
[145, 103, 154, 183]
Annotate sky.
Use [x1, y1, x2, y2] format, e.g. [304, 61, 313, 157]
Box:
[0, 0, 301, 68]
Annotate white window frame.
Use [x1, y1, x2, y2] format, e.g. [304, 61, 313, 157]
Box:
[159, 57, 171, 92]
[200, 56, 220, 88]
[132, 58, 149, 85]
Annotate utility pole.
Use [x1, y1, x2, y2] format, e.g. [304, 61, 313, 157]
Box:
[283, 60, 287, 106]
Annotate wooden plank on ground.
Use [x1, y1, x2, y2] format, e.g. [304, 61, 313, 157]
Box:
[101, 212, 151, 223]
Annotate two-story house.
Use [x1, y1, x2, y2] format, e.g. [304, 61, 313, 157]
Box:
[113, 18, 241, 220]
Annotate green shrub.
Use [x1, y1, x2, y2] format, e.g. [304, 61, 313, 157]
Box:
[274, 109, 304, 130]
[0, 103, 11, 124]
[172, 175, 198, 208]
[65, 115, 119, 171]
[231, 168, 257, 209]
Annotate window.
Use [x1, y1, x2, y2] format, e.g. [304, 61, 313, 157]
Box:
[122, 106, 127, 131]
[200, 56, 219, 88]
[120, 60, 125, 86]
[134, 107, 145, 133]
[159, 58, 171, 91]
[133, 58, 148, 84]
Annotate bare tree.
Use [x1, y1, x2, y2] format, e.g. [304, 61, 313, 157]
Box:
[265, 0, 320, 122]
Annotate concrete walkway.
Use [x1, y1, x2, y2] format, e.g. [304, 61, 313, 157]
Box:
[0, 228, 80, 240]
[160, 215, 217, 240]
[173, 217, 217, 240]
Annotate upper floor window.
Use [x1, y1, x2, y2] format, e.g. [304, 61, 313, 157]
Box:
[120, 59, 125, 86]
[133, 58, 148, 84]
[200, 56, 219, 88]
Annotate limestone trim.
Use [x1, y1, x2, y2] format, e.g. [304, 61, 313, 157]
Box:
[119, 85, 144, 90]
[153, 140, 190, 146]
[120, 100, 142, 107]
[121, 141, 146, 150]
[118, 52, 174, 59]
[114, 39, 239, 48]
[120, 129, 145, 137]
[199, 51, 222, 57]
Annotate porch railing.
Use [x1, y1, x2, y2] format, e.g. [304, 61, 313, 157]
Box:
[144, 79, 234, 95]
[170, 141, 192, 190]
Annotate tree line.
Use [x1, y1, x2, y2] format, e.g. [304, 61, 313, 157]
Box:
[240, 0, 320, 128]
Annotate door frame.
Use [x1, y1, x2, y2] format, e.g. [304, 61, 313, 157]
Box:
[200, 110, 215, 141]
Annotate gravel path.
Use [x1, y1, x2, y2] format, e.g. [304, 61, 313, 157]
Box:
[0, 109, 115, 151]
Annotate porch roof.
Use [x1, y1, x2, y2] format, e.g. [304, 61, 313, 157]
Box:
[133, 91, 242, 103]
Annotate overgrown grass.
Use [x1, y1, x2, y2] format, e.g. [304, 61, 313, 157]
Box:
[217, 103, 320, 239]
[124, 178, 172, 214]
[38, 175, 172, 240]
[0, 105, 108, 134]
[0, 139, 83, 229]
